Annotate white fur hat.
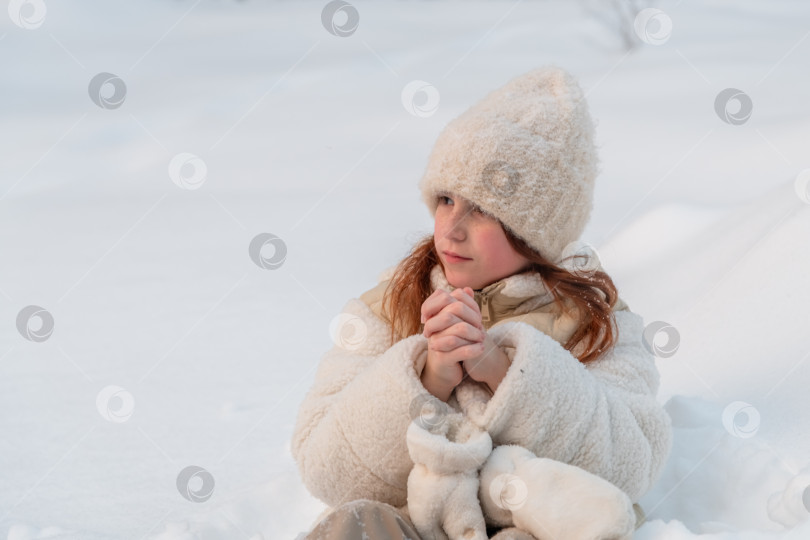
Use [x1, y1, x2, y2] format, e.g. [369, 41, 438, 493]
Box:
[418, 65, 600, 263]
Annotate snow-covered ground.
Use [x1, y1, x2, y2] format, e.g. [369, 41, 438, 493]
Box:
[2, 0, 809, 538]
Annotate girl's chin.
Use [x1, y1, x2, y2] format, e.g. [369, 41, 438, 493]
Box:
[445, 270, 477, 291]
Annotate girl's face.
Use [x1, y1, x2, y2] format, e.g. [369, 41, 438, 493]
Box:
[433, 192, 532, 290]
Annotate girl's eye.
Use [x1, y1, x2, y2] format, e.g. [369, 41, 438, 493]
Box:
[438, 195, 486, 216]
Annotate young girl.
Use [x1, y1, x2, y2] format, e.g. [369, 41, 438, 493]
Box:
[292, 66, 672, 540]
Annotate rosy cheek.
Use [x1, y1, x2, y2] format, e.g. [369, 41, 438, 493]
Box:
[433, 214, 445, 232]
[476, 231, 498, 252]
[480, 235, 512, 266]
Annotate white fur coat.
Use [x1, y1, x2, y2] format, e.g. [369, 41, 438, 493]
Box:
[291, 264, 672, 535]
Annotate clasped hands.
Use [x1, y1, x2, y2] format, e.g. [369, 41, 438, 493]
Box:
[419, 287, 510, 401]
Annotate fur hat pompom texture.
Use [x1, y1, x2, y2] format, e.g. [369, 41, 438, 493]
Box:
[419, 65, 600, 264]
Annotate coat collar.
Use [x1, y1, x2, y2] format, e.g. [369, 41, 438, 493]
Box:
[378, 261, 628, 330]
[429, 264, 559, 325]
[427, 262, 629, 327]
[429, 263, 552, 302]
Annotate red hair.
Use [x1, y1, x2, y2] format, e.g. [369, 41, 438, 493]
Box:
[380, 231, 620, 364]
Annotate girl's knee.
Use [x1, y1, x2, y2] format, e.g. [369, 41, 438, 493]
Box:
[307, 499, 419, 540]
[337, 499, 399, 518]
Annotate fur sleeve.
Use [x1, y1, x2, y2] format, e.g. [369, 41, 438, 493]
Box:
[290, 297, 432, 509]
[456, 310, 673, 502]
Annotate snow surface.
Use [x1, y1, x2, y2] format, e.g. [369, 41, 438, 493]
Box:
[2, 0, 810, 538]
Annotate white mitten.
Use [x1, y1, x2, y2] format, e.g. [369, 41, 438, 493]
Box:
[406, 411, 493, 540]
[479, 445, 637, 540]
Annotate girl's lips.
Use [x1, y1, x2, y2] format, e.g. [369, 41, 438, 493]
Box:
[444, 252, 471, 263]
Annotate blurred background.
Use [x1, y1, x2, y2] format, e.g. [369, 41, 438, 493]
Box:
[1, 1, 809, 538]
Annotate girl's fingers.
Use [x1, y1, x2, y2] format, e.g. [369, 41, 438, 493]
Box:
[423, 304, 484, 338]
[440, 289, 484, 332]
[424, 316, 486, 343]
[450, 287, 482, 320]
[428, 333, 484, 353]
[421, 287, 482, 329]
[420, 289, 448, 324]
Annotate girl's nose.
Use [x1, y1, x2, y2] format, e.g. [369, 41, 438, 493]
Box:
[445, 210, 468, 239]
